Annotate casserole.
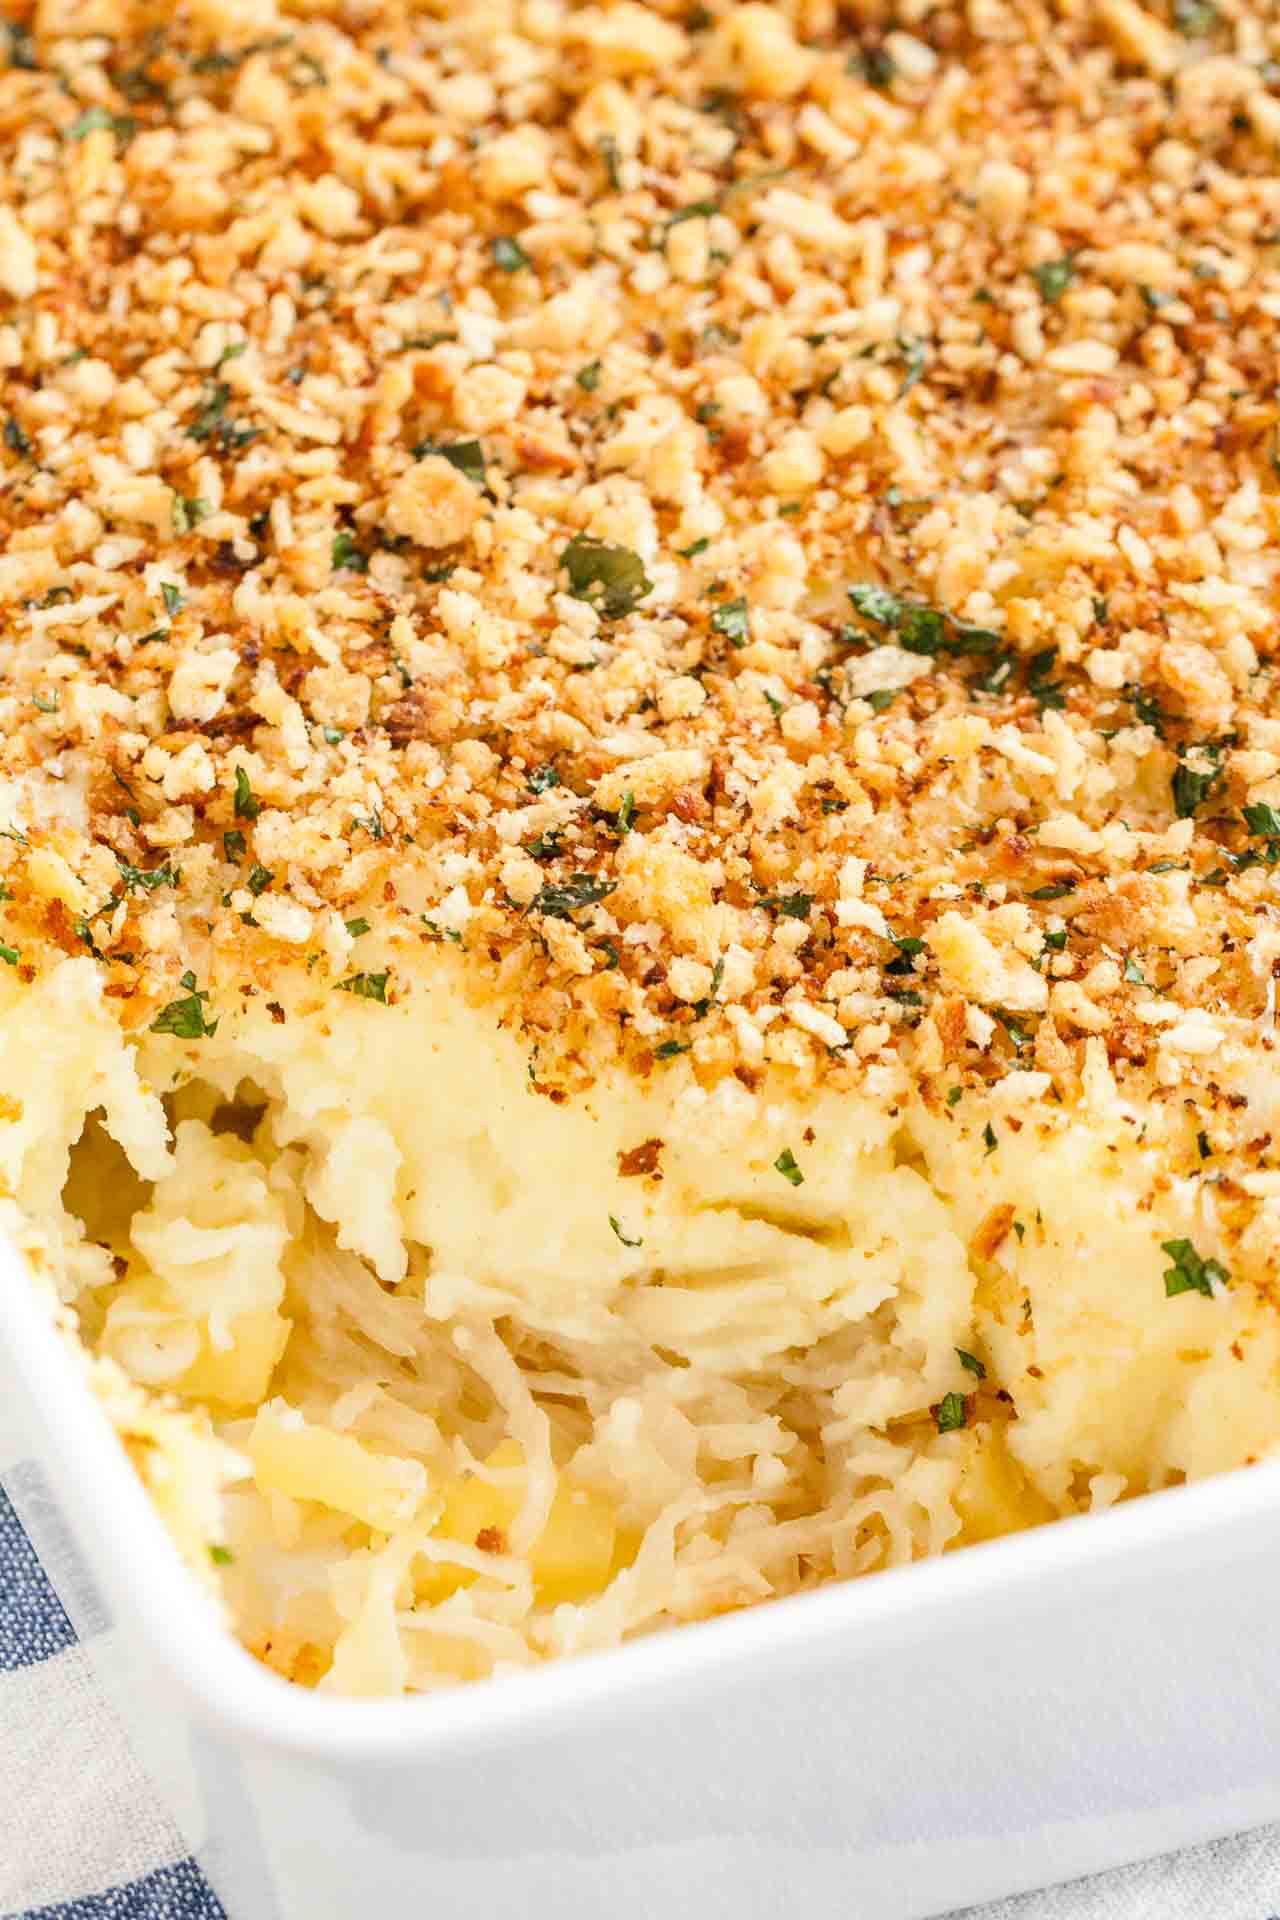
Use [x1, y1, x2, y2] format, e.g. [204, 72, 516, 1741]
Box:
[6, 1236, 1280, 1920]
[6, 1, 1280, 1910]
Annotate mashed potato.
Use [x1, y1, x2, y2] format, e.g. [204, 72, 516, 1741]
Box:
[3, 0, 1280, 1694]
[7, 949, 1280, 1693]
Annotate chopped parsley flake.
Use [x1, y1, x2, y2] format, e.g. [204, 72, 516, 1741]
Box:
[170, 492, 210, 536]
[654, 1038, 690, 1059]
[560, 535, 653, 618]
[1173, 0, 1217, 32]
[151, 971, 218, 1039]
[208, 1544, 234, 1566]
[345, 916, 371, 937]
[160, 581, 184, 617]
[1031, 255, 1076, 303]
[758, 889, 813, 919]
[188, 372, 257, 452]
[1161, 1238, 1228, 1299]
[576, 360, 602, 391]
[711, 596, 750, 647]
[491, 235, 531, 272]
[411, 437, 486, 486]
[1172, 744, 1224, 819]
[982, 1122, 998, 1154]
[956, 1348, 986, 1380]
[894, 333, 928, 395]
[609, 1214, 644, 1247]
[847, 583, 998, 657]
[1124, 684, 1166, 736]
[936, 1392, 967, 1433]
[233, 766, 260, 819]
[0, 945, 17, 967]
[1242, 803, 1280, 839]
[531, 874, 616, 920]
[4, 416, 32, 459]
[331, 529, 367, 573]
[115, 858, 179, 896]
[850, 45, 895, 88]
[247, 864, 273, 896]
[336, 970, 390, 1002]
[774, 1147, 804, 1186]
[67, 105, 134, 142]
[616, 789, 636, 835]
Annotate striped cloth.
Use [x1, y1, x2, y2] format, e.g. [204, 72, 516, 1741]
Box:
[0, 1472, 226, 1919]
[3, 1453, 1280, 1920]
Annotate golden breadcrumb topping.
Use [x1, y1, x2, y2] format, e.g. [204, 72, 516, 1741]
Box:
[4, 0, 1280, 1121]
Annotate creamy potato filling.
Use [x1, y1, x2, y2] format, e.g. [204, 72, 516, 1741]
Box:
[6, 953, 1271, 1693]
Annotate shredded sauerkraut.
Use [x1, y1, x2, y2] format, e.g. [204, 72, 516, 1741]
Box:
[13, 954, 1280, 1697]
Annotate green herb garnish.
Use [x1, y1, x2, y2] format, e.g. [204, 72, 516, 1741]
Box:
[560, 535, 652, 618]
[1031, 255, 1076, 304]
[151, 970, 218, 1039]
[1172, 744, 1225, 819]
[1161, 1237, 1228, 1299]
[774, 1147, 804, 1186]
[331, 529, 367, 572]
[758, 890, 812, 920]
[491, 235, 531, 272]
[411, 438, 485, 486]
[233, 766, 260, 820]
[336, 971, 390, 1002]
[171, 492, 210, 536]
[67, 105, 134, 142]
[847, 584, 998, 657]
[711, 596, 750, 647]
[531, 874, 616, 920]
[115, 858, 179, 896]
[1173, 0, 1217, 33]
[936, 1391, 967, 1433]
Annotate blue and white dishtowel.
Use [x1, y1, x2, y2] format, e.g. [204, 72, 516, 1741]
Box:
[3, 1449, 1280, 1920]
[0, 1469, 225, 1919]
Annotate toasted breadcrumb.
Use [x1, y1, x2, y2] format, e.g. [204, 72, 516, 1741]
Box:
[2, 0, 1280, 1176]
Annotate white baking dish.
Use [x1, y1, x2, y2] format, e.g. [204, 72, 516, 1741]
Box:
[5, 1229, 1280, 1920]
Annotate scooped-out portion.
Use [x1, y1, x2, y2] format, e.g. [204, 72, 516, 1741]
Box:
[6, 952, 1275, 1694]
